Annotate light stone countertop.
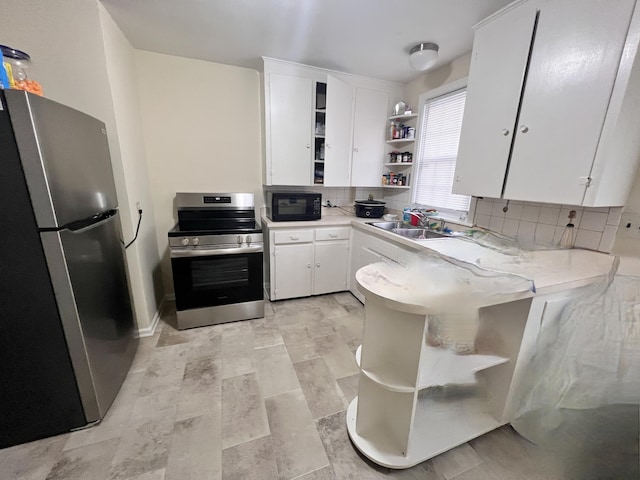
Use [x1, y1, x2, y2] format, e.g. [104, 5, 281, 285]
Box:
[261, 208, 617, 301]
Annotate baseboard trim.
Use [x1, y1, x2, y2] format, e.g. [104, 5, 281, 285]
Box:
[137, 295, 169, 337]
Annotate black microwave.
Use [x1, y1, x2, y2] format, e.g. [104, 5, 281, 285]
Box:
[267, 192, 322, 221]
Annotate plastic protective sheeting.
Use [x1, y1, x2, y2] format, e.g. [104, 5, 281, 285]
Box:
[398, 249, 535, 354]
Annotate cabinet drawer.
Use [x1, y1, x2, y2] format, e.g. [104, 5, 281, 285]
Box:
[273, 230, 314, 245]
[315, 227, 351, 241]
[365, 235, 399, 262]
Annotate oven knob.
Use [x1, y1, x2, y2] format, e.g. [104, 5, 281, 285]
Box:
[246, 235, 252, 245]
[181, 237, 189, 246]
[237, 236, 243, 245]
[192, 237, 200, 246]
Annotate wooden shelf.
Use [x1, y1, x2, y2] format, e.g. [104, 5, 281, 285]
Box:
[384, 162, 413, 167]
[387, 139, 415, 144]
[388, 114, 418, 121]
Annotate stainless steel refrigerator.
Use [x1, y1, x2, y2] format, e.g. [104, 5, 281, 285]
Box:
[0, 90, 138, 448]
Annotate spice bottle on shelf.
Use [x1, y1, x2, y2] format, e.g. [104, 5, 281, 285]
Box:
[389, 121, 396, 140]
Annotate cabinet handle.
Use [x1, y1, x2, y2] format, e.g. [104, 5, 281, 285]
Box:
[326, 143, 331, 149]
[307, 264, 312, 268]
[290, 235, 299, 241]
[306, 144, 311, 149]
[316, 262, 320, 267]
[519, 125, 529, 133]
[502, 129, 510, 136]
[329, 233, 338, 238]
[353, 147, 359, 152]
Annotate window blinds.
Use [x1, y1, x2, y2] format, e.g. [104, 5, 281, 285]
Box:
[413, 88, 471, 212]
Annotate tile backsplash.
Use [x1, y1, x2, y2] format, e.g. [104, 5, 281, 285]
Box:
[474, 198, 622, 252]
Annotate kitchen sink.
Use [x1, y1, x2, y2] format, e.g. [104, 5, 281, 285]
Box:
[365, 222, 449, 239]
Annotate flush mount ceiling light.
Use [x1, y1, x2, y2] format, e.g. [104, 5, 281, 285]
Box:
[409, 42, 439, 71]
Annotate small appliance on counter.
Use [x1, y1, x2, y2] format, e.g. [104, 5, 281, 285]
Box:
[267, 191, 322, 221]
[354, 199, 386, 218]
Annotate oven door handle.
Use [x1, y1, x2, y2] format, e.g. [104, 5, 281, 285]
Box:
[170, 244, 263, 258]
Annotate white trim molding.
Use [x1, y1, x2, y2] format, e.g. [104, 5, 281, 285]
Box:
[136, 295, 171, 337]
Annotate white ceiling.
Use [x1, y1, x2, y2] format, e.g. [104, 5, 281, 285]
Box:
[100, 0, 511, 84]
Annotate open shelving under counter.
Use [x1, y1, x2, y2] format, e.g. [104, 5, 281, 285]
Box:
[347, 261, 535, 469]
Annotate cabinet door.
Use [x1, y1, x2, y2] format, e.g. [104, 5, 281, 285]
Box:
[314, 241, 349, 295]
[273, 243, 313, 300]
[351, 88, 388, 187]
[503, 0, 636, 204]
[453, 3, 538, 198]
[324, 76, 354, 186]
[268, 73, 313, 185]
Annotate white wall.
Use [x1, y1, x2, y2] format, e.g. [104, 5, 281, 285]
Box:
[134, 51, 263, 294]
[98, 5, 163, 330]
[0, 0, 162, 331]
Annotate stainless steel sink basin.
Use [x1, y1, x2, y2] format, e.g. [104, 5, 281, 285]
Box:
[366, 221, 449, 239]
[365, 221, 417, 230]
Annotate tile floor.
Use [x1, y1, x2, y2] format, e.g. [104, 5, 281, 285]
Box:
[0, 293, 636, 479]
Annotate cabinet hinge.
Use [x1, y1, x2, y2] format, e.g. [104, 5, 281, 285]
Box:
[578, 176, 592, 187]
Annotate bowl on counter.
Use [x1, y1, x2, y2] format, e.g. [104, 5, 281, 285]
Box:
[383, 214, 398, 221]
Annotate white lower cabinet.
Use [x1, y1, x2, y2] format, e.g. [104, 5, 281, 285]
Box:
[269, 227, 350, 300]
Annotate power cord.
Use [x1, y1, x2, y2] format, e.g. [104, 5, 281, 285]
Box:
[124, 207, 143, 249]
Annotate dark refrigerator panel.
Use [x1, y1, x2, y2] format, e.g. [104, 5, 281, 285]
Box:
[4, 90, 118, 228]
[0, 102, 86, 448]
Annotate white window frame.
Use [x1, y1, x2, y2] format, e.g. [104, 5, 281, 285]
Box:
[411, 77, 475, 226]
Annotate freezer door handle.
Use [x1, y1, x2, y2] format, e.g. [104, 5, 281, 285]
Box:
[65, 209, 118, 234]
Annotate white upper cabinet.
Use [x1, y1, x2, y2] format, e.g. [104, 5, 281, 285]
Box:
[324, 75, 354, 186]
[454, 2, 537, 198]
[454, 0, 640, 207]
[267, 73, 313, 186]
[263, 58, 401, 187]
[351, 88, 389, 187]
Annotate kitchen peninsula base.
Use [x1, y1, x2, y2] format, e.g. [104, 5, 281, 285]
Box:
[347, 264, 543, 469]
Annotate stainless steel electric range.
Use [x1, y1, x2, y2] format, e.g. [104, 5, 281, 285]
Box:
[168, 193, 264, 330]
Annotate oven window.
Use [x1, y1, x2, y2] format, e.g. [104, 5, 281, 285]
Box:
[192, 257, 248, 290]
[171, 251, 263, 311]
[277, 198, 307, 215]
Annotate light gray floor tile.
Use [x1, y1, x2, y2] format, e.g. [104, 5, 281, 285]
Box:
[46, 438, 119, 480]
[280, 323, 314, 346]
[221, 319, 253, 336]
[293, 358, 346, 419]
[285, 338, 322, 363]
[221, 332, 255, 379]
[314, 334, 359, 380]
[0, 435, 67, 480]
[430, 444, 483, 480]
[221, 373, 270, 449]
[251, 316, 284, 348]
[176, 356, 222, 421]
[184, 327, 222, 362]
[139, 344, 188, 396]
[122, 469, 166, 480]
[293, 465, 337, 480]
[336, 374, 360, 404]
[165, 415, 221, 480]
[156, 323, 191, 347]
[130, 390, 179, 423]
[255, 344, 300, 398]
[64, 370, 146, 451]
[107, 415, 175, 480]
[265, 389, 329, 480]
[332, 292, 361, 306]
[221, 435, 278, 480]
[130, 337, 158, 373]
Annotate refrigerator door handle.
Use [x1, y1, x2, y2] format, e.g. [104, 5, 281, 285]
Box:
[65, 209, 118, 234]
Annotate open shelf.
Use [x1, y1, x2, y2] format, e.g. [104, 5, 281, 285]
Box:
[387, 139, 415, 145]
[388, 114, 418, 121]
[418, 344, 509, 389]
[356, 345, 414, 392]
[382, 185, 410, 189]
[384, 162, 413, 167]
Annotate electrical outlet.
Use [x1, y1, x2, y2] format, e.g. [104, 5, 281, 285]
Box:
[619, 213, 640, 239]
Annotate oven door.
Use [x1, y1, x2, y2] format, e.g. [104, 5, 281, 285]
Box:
[171, 246, 263, 311]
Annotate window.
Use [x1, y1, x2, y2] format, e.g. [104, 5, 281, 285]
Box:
[413, 79, 471, 218]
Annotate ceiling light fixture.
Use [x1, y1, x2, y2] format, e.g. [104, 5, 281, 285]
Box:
[409, 42, 439, 71]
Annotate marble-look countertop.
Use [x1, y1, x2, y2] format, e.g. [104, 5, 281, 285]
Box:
[262, 207, 617, 302]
